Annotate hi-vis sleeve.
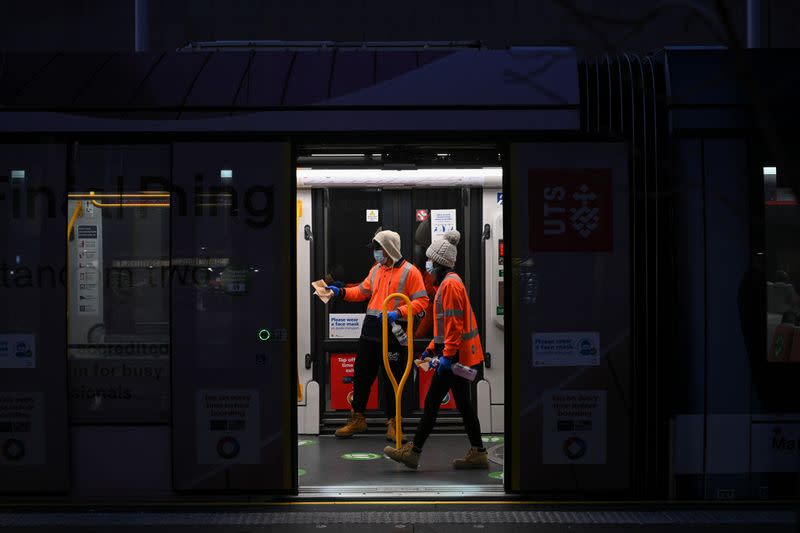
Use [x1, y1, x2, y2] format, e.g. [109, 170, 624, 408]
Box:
[343, 264, 376, 302]
[397, 266, 429, 319]
[439, 284, 466, 358]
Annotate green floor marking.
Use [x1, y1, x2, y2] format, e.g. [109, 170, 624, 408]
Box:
[489, 471, 504, 480]
[298, 468, 307, 477]
[482, 435, 504, 443]
[341, 452, 382, 461]
[298, 438, 316, 447]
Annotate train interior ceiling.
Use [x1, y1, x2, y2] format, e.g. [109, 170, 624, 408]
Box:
[294, 144, 506, 494]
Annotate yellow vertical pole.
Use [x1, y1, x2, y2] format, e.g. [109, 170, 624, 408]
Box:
[296, 199, 304, 403]
[66, 201, 84, 343]
[382, 293, 414, 449]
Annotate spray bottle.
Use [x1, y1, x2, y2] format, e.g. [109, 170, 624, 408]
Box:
[430, 357, 477, 382]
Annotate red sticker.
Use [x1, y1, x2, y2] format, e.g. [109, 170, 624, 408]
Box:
[418, 366, 456, 410]
[416, 209, 429, 222]
[529, 169, 613, 252]
[330, 354, 378, 410]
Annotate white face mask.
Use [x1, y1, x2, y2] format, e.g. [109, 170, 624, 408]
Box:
[374, 250, 386, 264]
[425, 260, 434, 274]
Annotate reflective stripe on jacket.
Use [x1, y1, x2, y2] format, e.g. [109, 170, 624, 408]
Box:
[427, 272, 484, 367]
[342, 259, 429, 319]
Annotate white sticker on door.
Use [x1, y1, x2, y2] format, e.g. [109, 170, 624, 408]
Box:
[431, 209, 457, 241]
[0, 392, 45, 465]
[532, 331, 600, 367]
[329, 313, 366, 339]
[0, 334, 35, 369]
[196, 390, 261, 465]
[543, 389, 606, 464]
[366, 209, 379, 222]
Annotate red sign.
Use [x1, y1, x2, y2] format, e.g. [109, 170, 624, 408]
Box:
[792, 327, 800, 362]
[417, 367, 456, 410]
[416, 209, 429, 222]
[330, 354, 378, 410]
[769, 325, 796, 362]
[529, 169, 613, 252]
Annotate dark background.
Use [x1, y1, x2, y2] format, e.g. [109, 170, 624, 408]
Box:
[1, 0, 799, 53]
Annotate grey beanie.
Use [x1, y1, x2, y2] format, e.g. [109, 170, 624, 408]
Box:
[426, 230, 460, 268]
[373, 230, 402, 263]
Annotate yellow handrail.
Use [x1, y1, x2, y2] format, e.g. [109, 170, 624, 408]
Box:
[68, 191, 170, 208]
[67, 193, 170, 198]
[296, 199, 303, 403]
[382, 292, 414, 449]
[90, 201, 170, 208]
[66, 201, 84, 349]
[67, 200, 83, 241]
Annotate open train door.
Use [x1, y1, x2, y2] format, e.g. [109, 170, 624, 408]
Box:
[506, 142, 632, 494]
[171, 142, 297, 493]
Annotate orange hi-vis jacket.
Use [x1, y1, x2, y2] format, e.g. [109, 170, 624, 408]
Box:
[342, 259, 429, 320]
[426, 272, 484, 367]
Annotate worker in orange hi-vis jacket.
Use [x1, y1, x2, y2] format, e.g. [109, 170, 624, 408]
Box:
[384, 230, 488, 471]
[323, 229, 429, 442]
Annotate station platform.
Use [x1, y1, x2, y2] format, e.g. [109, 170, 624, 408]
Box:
[1, 437, 796, 532]
[0, 505, 796, 532]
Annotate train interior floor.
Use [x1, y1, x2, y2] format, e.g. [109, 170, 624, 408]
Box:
[298, 433, 505, 493]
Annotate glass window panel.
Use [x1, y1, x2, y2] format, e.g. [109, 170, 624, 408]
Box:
[67, 145, 171, 424]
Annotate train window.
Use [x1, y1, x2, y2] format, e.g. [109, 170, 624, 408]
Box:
[325, 189, 383, 317]
[410, 188, 466, 341]
[67, 145, 171, 424]
[764, 166, 800, 363]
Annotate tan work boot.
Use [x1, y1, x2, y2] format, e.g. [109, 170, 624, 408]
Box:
[385, 418, 407, 443]
[334, 411, 367, 438]
[383, 442, 420, 470]
[452, 447, 489, 469]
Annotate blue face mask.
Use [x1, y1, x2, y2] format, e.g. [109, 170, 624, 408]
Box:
[374, 250, 386, 264]
[425, 260, 434, 274]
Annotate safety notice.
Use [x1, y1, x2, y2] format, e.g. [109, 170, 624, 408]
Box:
[0, 334, 35, 369]
[329, 314, 365, 339]
[543, 389, 606, 464]
[196, 389, 260, 465]
[76, 224, 100, 314]
[532, 331, 600, 367]
[431, 209, 457, 242]
[221, 267, 248, 294]
[0, 392, 45, 466]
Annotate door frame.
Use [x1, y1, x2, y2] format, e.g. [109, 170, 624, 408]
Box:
[308, 185, 487, 428]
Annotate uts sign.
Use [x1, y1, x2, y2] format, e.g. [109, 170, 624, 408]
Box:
[529, 169, 613, 252]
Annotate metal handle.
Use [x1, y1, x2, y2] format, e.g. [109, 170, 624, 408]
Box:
[482, 223, 491, 241]
[382, 292, 414, 449]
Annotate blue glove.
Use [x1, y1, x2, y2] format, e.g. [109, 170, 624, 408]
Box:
[329, 280, 345, 289]
[435, 355, 453, 375]
[419, 349, 435, 360]
[325, 286, 340, 300]
[378, 310, 400, 324]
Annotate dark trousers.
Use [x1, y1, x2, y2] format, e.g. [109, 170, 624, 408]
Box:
[413, 364, 483, 450]
[351, 337, 408, 419]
